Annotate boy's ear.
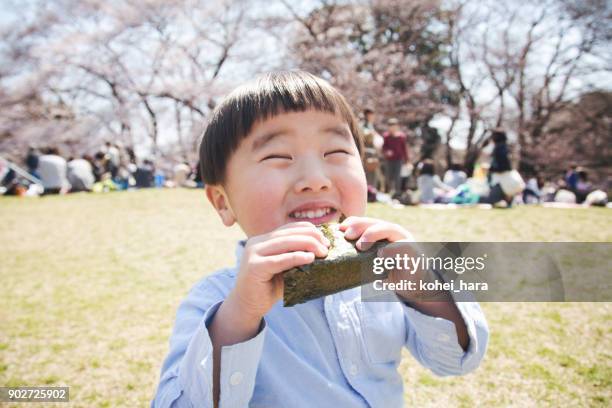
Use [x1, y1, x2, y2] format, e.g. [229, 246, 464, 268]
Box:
[205, 185, 236, 227]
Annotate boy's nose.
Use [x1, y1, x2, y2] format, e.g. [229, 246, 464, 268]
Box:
[294, 162, 332, 193]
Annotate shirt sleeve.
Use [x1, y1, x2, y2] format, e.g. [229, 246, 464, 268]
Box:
[151, 280, 267, 408]
[401, 298, 489, 377]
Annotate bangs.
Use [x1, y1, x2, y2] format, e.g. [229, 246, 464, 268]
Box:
[200, 71, 363, 185]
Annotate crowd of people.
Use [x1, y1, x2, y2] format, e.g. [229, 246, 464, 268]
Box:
[360, 108, 609, 208]
[1, 115, 609, 208]
[0, 142, 202, 196]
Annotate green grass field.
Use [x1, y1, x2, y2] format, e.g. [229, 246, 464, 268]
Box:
[1, 189, 610, 407]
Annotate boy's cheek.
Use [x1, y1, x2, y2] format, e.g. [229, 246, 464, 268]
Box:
[341, 197, 367, 219]
[226, 175, 288, 233]
[342, 171, 368, 214]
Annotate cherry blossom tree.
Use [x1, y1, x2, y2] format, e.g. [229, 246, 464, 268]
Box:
[443, 0, 611, 174]
[281, 0, 460, 140]
[0, 0, 260, 162]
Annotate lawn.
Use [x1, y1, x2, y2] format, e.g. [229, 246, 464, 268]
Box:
[0, 189, 610, 407]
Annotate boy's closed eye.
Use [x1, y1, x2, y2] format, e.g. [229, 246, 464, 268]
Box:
[260, 148, 351, 162]
[324, 149, 351, 157]
[260, 154, 292, 162]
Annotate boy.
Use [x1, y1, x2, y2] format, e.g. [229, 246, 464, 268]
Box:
[151, 71, 488, 407]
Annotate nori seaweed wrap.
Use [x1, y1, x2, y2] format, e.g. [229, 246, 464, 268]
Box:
[283, 222, 388, 306]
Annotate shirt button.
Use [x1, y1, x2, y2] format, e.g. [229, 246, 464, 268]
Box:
[438, 333, 451, 342]
[229, 371, 243, 386]
[349, 364, 359, 376]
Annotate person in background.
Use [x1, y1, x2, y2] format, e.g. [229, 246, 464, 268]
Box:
[154, 167, 166, 188]
[584, 189, 608, 206]
[134, 159, 155, 188]
[417, 159, 453, 203]
[37, 147, 69, 195]
[488, 129, 511, 176]
[361, 108, 384, 151]
[362, 107, 375, 129]
[124, 146, 138, 188]
[554, 188, 577, 204]
[173, 161, 192, 187]
[92, 151, 108, 182]
[382, 118, 409, 197]
[114, 165, 131, 190]
[112, 141, 131, 189]
[479, 129, 514, 206]
[362, 108, 385, 192]
[103, 141, 120, 179]
[67, 156, 95, 192]
[443, 162, 467, 189]
[25, 145, 40, 179]
[362, 130, 380, 187]
[125, 146, 137, 165]
[574, 167, 592, 204]
[194, 160, 204, 188]
[540, 179, 558, 202]
[1, 167, 20, 195]
[522, 173, 542, 204]
[564, 164, 578, 191]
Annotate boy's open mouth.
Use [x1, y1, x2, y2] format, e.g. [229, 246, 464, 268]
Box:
[288, 206, 338, 225]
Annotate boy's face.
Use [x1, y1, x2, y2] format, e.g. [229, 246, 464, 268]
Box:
[206, 110, 367, 237]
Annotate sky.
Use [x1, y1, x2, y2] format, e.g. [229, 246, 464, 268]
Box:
[1, 0, 609, 154]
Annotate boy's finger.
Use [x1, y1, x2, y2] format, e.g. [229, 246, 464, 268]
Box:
[261, 251, 316, 277]
[340, 216, 378, 233]
[255, 235, 329, 258]
[267, 226, 329, 245]
[342, 219, 377, 240]
[274, 222, 325, 239]
[277, 221, 320, 230]
[355, 223, 412, 250]
[249, 225, 328, 246]
[339, 215, 373, 228]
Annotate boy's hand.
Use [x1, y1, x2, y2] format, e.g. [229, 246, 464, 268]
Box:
[340, 216, 469, 350]
[340, 216, 414, 248]
[339, 216, 428, 301]
[229, 222, 330, 321]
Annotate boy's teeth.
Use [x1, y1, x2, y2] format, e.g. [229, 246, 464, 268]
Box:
[292, 207, 332, 219]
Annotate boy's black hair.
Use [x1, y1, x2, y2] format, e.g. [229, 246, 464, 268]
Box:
[199, 70, 364, 185]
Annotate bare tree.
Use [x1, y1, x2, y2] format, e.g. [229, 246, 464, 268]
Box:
[444, 0, 611, 174]
[533, 91, 611, 182]
[2, 0, 609, 176]
[281, 0, 460, 134]
[0, 0, 257, 163]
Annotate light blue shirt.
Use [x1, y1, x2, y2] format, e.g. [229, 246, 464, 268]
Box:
[151, 242, 489, 407]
